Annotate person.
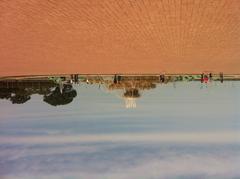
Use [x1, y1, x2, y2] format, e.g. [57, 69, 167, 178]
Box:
[220, 72, 224, 83]
[160, 74, 165, 83]
[209, 73, 213, 81]
[74, 74, 79, 83]
[114, 75, 117, 84]
[220, 72, 223, 83]
[203, 74, 209, 83]
[201, 73, 204, 83]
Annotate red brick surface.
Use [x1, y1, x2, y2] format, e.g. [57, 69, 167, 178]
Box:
[0, 0, 240, 76]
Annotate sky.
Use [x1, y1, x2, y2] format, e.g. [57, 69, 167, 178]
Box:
[0, 81, 240, 179]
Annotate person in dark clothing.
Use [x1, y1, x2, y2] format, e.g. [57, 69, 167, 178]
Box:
[209, 73, 213, 81]
[114, 75, 117, 84]
[220, 72, 224, 83]
[74, 74, 79, 83]
[201, 73, 204, 83]
[160, 74, 165, 83]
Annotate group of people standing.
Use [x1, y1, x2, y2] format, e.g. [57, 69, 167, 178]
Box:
[69, 73, 225, 85]
[70, 74, 79, 84]
[201, 72, 224, 83]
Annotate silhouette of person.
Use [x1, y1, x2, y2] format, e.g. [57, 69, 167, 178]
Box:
[220, 72, 224, 83]
[114, 75, 117, 84]
[201, 73, 204, 83]
[209, 73, 213, 81]
[74, 74, 79, 83]
[160, 74, 165, 83]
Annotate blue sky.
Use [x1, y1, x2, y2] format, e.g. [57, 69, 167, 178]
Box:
[0, 81, 240, 178]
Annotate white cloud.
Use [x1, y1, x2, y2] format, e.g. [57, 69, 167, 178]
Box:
[0, 131, 240, 144]
[1, 139, 240, 179]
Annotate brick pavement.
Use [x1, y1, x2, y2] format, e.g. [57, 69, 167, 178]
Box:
[0, 0, 240, 75]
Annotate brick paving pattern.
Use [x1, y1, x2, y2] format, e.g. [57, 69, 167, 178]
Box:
[0, 0, 240, 75]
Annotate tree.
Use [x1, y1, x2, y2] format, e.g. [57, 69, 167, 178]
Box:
[10, 89, 31, 104]
[43, 84, 77, 106]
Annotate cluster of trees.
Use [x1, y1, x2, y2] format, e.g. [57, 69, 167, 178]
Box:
[0, 88, 31, 104]
[0, 83, 77, 106]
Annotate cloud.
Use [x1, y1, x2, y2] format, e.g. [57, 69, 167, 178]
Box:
[1, 141, 240, 179]
[0, 131, 240, 145]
